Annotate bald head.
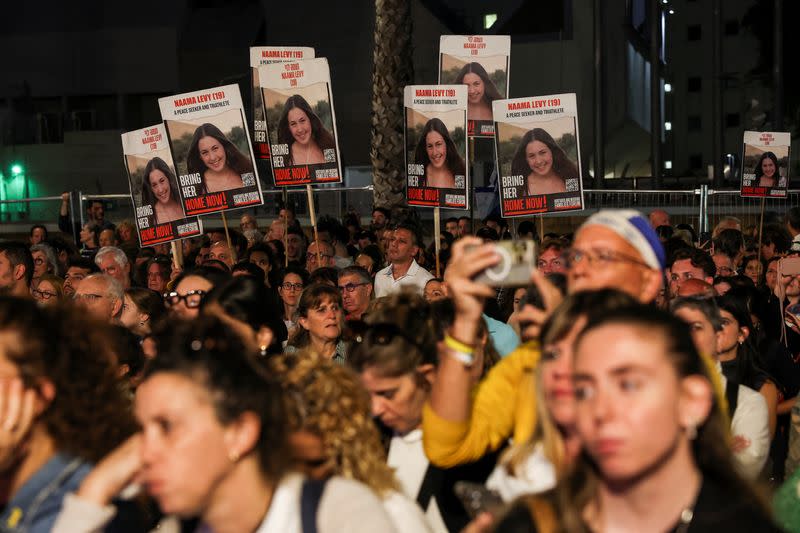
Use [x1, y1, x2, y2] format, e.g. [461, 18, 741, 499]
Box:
[649, 209, 670, 229]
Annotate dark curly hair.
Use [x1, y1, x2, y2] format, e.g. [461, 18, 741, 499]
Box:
[0, 297, 137, 462]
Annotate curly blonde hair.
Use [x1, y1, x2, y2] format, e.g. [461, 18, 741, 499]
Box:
[269, 352, 399, 496]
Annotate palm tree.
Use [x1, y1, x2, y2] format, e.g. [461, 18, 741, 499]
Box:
[370, 0, 413, 212]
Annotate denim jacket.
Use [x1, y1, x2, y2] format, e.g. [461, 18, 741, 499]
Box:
[1, 453, 92, 533]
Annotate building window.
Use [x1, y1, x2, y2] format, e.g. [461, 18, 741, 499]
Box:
[688, 115, 702, 131]
[687, 25, 702, 41]
[689, 154, 703, 170]
[688, 77, 702, 92]
[725, 113, 740, 128]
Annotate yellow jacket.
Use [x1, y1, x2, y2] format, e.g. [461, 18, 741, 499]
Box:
[422, 341, 541, 468]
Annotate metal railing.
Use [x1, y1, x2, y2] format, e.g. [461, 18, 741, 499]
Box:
[2, 185, 798, 237]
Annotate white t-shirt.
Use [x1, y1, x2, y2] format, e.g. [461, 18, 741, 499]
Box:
[374, 260, 434, 298]
[388, 429, 448, 533]
[721, 374, 771, 480]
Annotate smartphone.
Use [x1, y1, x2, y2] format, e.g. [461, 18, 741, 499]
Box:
[473, 240, 537, 288]
[780, 257, 800, 276]
[453, 481, 504, 519]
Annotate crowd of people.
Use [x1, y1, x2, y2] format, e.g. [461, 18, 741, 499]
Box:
[3, 198, 800, 532]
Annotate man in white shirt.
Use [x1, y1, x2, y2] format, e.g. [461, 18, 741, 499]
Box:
[374, 223, 433, 298]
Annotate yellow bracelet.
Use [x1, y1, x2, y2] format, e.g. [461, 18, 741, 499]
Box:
[444, 334, 475, 354]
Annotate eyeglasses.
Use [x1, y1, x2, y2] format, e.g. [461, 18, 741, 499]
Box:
[32, 288, 58, 300]
[73, 293, 104, 301]
[281, 282, 304, 291]
[565, 248, 650, 269]
[338, 282, 369, 293]
[306, 253, 332, 262]
[163, 290, 206, 308]
[716, 266, 734, 276]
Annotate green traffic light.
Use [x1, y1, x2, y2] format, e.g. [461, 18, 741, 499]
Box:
[11, 164, 22, 176]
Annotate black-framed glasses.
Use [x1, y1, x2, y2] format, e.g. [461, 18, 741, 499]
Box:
[338, 282, 369, 293]
[565, 248, 650, 269]
[281, 282, 304, 291]
[32, 288, 58, 300]
[163, 290, 207, 308]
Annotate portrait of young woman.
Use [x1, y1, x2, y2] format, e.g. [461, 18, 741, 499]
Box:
[186, 122, 255, 194]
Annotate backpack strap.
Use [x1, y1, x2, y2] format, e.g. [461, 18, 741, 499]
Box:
[726, 378, 739, 419]
[301, 478, 328, 533]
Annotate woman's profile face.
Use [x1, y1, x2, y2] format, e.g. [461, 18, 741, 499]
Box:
[79, 225, 92, 244]
[540, 317, 585, 428]
[287, 107, 312, 146]
[299, 296, 342, 342]
[149, 169, 172, 205]
[425, 130, 447, 170]
[119, 294, 141, 330]
[525, 140, 554, 176]
[573, 324, 686, 484]
[198, 136, 227, 173]
[462, 72, 485, 105]
[716, 309, 743, 354]
[136, 372, 236, 516]
[761, 157, 776, 178]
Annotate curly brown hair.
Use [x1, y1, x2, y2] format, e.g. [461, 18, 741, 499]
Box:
[269, 352, 399, 496]
[0, 297, 137, 463]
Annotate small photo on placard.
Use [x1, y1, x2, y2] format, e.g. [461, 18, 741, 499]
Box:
[740, 131, 790, 199]
[258, 58, 342, 187]
[494, 93, 584, 217]
[250, 47, 315, 161]
[121, 124, 202, 247]
[439, 35, 510, 138]
[159, 84, 263, 217]
[404, 85, 469, 209]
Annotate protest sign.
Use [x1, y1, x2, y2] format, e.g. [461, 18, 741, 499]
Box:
[740, 131, 790, 198]
[439, 35, 510, 138]
[121, 124, 202, 246]
[493, 93, 584, 217]
[404, 85, 469, 209]
[258, 58, 342, 186]
[159, 84, 263, 216]
[250, 47, 315, 161]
